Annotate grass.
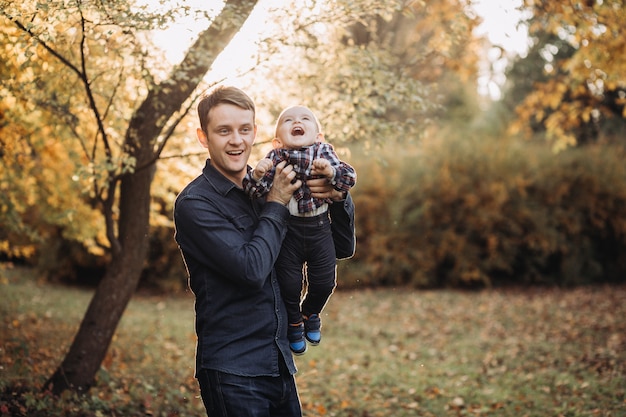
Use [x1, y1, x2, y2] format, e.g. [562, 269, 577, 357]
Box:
[1, 264, 625, 416]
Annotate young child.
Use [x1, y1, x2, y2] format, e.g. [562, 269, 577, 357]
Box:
[243, 105, 356, 355]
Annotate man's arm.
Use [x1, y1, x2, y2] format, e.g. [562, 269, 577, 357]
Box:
[174, 196, 290, 290]
[308, 177, 356, 260]
[329, 193, 356, 260]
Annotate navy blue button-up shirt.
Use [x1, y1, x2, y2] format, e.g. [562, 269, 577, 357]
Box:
[174, 159, 355, 378]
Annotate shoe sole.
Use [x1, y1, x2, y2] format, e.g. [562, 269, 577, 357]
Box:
[291, 346, 307, 355]
[305, 335, 320, 346]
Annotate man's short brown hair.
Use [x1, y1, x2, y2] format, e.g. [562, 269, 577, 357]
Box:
[197, 86, 256, 134]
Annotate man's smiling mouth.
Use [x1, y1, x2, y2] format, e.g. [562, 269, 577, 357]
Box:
[291, 127, 305, 136]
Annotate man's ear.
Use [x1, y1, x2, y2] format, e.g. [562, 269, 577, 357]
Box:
[197, 128, 209, 149]
[272, 138, 282, 149]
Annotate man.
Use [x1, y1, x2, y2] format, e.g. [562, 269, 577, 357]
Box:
[173, 86, 355, 417]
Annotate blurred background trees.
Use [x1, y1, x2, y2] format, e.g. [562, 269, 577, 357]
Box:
[2, 0, 625, 295]
[509, 0, 626, 150]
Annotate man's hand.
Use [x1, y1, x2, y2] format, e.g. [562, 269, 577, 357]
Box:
[252, 158, 273, 181]
[266, 161, 301, 205]
[307, 177, 345, 201]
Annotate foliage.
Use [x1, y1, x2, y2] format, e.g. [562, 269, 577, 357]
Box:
[0, 0, 219, 268]
[0, 19, 106, 263]
[509, 0, 626, 151]
[2, 265, 624, 416]
[0, 0, 179, 265]
[342, 135, 626, 288]
[242, 0, 480, 150]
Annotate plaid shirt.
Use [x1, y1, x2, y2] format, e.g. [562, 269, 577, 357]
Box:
[243, 142, 356, 214]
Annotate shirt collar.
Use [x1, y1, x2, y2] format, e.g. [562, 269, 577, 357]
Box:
[201, 159, 250, 196]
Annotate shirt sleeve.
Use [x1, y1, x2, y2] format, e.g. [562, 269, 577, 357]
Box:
[317, 143, 357, 192]
[242, 153, 279, 198]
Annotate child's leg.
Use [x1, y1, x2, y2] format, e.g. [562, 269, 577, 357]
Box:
[300, 221, 336, 345]
[274, 234, 306, 326]
[275, 228, 309, 355]
[300, 223, 337, 318]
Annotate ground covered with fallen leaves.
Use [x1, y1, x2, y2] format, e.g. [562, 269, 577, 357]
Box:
[1, 265, 625, 416]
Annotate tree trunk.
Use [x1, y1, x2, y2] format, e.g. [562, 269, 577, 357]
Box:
[44, 0, 260, 395]
[45, 165, 155, 394]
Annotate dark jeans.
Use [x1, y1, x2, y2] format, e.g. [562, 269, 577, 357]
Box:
[275, 213, 337, 325]
[197, 359, 301, 417]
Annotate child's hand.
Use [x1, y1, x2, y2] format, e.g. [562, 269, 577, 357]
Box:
[253, 158, 273, 180]
[311, 158, 334, 179]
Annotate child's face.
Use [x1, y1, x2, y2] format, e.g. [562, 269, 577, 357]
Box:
[274, 106, 322, 150]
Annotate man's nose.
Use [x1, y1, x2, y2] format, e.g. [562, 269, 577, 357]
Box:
[231, 132, 244, 143]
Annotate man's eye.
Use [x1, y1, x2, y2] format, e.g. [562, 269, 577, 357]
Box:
[219, 129, 230, 135]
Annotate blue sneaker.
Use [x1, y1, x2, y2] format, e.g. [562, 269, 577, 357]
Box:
[304, 314, 321, 345]
[288, 322, 307, 355]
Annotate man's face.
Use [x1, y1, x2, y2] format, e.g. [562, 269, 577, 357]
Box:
[274, 106, 322, 150]
[197, 103, 256, 185]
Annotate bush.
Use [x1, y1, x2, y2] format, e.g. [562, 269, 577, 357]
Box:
[341, 137, 626, 288]
[10, 134, 626, 291]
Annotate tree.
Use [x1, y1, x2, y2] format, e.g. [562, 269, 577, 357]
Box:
[509, 0, 626, 151]
[496, 31, 576, 133]
[1, 0, 260, 394]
